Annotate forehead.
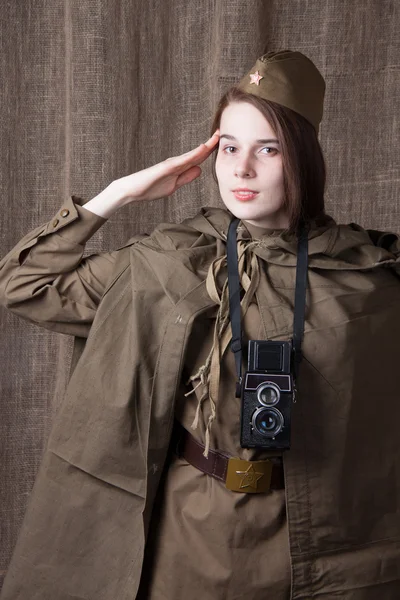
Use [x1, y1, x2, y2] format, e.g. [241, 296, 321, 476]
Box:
[219, 101, 276, 138]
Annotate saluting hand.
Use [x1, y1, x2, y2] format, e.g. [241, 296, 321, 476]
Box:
[84, 130, 220, 218]
[116, 130, 220, 204]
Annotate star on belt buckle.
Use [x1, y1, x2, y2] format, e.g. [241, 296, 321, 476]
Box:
[225, 457, 273, 493]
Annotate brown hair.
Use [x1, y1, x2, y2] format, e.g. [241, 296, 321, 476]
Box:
[209, 87, 327, 234]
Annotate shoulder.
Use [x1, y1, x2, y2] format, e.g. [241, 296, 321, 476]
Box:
[103, 207, 229, 288]
[352, 223, 400, 254]
[337, 220, 400, 256]
[311, 213, 399, 253]
[130, 206, 230, 252]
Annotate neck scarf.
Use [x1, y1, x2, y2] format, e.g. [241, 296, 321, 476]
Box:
[184, 237, 262, 457]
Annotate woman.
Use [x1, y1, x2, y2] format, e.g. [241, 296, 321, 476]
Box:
[1, 50, 400, 599]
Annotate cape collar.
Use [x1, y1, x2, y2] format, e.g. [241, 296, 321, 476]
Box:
[183, 206, 397, 270]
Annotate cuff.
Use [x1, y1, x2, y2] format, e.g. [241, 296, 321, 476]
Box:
[44, 195, 108, 244]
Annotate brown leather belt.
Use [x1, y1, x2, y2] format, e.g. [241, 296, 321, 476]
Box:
[173, 420, 285, 493]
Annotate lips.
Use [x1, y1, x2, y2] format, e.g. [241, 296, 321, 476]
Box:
[232, 189, 259, 202]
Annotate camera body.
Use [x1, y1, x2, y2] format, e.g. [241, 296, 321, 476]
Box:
[240, 340, 294, 450]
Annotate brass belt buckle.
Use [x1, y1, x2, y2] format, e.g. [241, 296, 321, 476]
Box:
[225, 457, 273, 493]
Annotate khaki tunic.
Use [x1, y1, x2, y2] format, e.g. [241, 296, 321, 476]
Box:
[138, 222, 291, 599]
[3, 197, 400, 598]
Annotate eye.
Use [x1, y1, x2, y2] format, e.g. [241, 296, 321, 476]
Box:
[260, 147, 278, 155]
[221, 145, 278, 155]
[222, 145, 236, 154]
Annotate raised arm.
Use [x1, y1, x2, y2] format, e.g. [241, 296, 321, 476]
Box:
[0, 131, 220, 338]
[0, 185, 125, 338]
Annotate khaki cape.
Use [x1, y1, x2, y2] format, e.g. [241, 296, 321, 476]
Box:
[1, 195, 400, 599]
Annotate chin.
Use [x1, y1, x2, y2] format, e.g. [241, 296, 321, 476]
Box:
[222, 204, 288, 231]
[223, 200, 268, 220]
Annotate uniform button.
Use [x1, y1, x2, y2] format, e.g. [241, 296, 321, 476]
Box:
[60, 209, 70, 217]
[52, 219, 59, 227]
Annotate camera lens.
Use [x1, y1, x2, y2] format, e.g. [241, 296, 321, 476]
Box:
[257, 382, 280, 406]
[252, 407, 284, 438]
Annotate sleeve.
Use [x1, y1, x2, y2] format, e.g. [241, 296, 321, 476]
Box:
[0, 195, 122, 338]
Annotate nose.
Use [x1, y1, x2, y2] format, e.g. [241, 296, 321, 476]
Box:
[234, 154, 255, 178]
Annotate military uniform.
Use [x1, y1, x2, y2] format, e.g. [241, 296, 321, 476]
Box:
[1, 50, 400, 599]
[1, 197, 400, 598]
[138, 221, 291, 600]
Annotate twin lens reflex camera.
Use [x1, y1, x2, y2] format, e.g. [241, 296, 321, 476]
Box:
[240, 339, 294, 450]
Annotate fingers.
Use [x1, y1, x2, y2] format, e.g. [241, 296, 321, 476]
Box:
[175, 165, 202, 189]
[163, 130, 220, 175]
[179, 130, 220, 161]
[204, 129, 220, 149]
[195, 130, 220, 153]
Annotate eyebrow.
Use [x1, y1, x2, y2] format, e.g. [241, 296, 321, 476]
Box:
[219, 134, 279, 144]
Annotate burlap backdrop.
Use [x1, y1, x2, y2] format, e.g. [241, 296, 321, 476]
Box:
[0, 0, 399, 589]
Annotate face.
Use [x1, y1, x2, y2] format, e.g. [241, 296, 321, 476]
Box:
[215, 101, 289, 229]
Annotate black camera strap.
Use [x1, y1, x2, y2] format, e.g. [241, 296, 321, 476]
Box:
[227, 217, 309, 397]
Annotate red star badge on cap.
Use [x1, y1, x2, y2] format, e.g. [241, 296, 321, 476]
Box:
[249, 70, 263, 86]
